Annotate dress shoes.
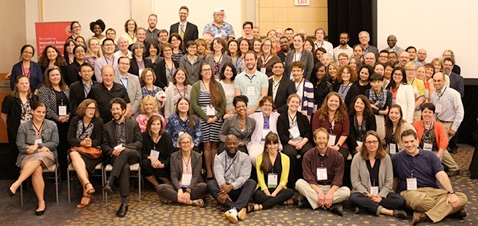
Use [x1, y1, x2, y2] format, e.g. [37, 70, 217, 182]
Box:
[116, 203, 128, 217]
[8, 187, 15, 196]
[412, 212, 430, 225]
[393, 210, 408, 219]
[329, 204, 344, 216]
[103, 181, 113, 194]
[35, 206, 46, 216]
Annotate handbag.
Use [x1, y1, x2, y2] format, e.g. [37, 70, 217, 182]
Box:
[71, 146, 102, 159]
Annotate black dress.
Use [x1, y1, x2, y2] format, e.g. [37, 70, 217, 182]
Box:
[141, 131, 174, 178]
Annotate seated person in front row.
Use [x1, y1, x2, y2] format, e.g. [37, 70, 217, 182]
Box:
[218, 95, 256, 154]
[295, 127, 351, 216]
[102, 97, 142, 218]
[8, 101, 59, 216]
[350, 130, 407, 219]
[157, 133, 207, 207]
[208, 134, 257, 224]
[141, 115, 174, 191]
[248, 132, 295, 213]
[392, 129, 467, 225]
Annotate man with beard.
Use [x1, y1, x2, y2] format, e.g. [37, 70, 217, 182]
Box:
[295, 127, 350, 216]
[443, 58, 464, 98]
[102, 97, 142, 217]
[332, 32, 353, 61]
[208, 135, 256, 223]
[277, 36, 290, 64]
[234, 51, 269, 114]
[145, 14, 159, 47]
[169, 6, 199, 45]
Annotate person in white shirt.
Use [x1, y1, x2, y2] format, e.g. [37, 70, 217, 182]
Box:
[313, 28, 333, 54]
[332, 32, 353, 61]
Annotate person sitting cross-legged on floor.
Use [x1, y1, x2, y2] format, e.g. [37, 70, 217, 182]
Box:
[207, 134, 257, 223]
[295, 127, 350, 216]
[392, 129, 467, 225]
[349, 130, 407, 219]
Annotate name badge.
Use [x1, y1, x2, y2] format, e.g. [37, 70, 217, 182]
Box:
[150, 150, 160, 159]
[370, 186, 379, 195]
[114, 144, 123, 150]
[423, 143, 433, 151]
[328, 134, 337, 146]
[406, 178, 417, 190]
[267, 173, 278, 188]
[59, 105, 67, 116]
[260, 68, 266, 74]
[435, 103, 443, 113]
[262, 129, 271, 139]
[390, 143, 397, 155]
[289, 127, 300, 139]
[247, 86, 256, 96]
[206, 105, 216, 116]
[357, 141, 363, 147]
[317, 167, 328, 181]
[181, 173, 192, 187]
[34, 138, 42, 145]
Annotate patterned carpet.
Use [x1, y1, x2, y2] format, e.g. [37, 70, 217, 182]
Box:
[1, 144, 477, 225]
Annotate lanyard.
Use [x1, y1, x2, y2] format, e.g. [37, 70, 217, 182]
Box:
[182, 155, 192, 171]
[261, 55, 271, 67]
[288, 113, 297, 124]
[104, 56, 115, 65]
[32, 121, 44, 138]
[225, 155, 237, 173]
[437, 86, 447, 99]
[295, 78, 304, 90]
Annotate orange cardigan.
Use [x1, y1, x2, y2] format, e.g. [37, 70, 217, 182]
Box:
[412, 120, 449, 150]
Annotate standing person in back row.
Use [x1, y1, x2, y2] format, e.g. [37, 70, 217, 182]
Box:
[203, 6, 235, 40]
[170, 6, 199, 45]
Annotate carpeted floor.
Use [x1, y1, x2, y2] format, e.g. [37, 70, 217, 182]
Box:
[1, 144, 477, 226]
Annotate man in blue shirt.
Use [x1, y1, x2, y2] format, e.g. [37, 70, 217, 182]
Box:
[392, 129, 467, 225]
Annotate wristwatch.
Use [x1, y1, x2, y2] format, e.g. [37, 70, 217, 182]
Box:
[448, 189, 455, 194]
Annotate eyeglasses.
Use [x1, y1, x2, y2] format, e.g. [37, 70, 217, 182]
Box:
[202, 68, 212, 72]
[365, 140, 379, 145]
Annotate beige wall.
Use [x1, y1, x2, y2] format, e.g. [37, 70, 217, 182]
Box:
[258, 0, 327, 37]
[0, 0, 27, 72]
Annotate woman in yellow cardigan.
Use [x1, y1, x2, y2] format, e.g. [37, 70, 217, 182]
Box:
[249, 132, 294, 212]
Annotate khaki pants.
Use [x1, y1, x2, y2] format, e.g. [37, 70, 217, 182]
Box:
[295, 179, 350, 209]
[438, 121, 460, 172]
[375, 115, 386, 141]
[401, 187, 467, 223]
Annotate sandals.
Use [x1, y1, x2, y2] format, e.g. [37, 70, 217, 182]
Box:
[247, 203, 261, 213]
[77, 195, 93, 208]
[85, 182, 95, 194]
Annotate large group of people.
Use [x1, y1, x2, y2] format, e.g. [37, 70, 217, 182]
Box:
[3, 5, 469, 225]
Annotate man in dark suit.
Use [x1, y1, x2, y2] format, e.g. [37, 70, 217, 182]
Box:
[268, 61, 296, 114]
[102, 97, 142, 217]
[169, 6, 199, 45]
[358, 31, 378, 57]
[69, 63, 96, 116]
[443, 57, 464, 98]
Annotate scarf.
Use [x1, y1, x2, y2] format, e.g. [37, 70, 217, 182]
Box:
[76, 119, 95, 141]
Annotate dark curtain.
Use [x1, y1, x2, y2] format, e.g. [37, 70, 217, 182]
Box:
[327, 0, 374, 48]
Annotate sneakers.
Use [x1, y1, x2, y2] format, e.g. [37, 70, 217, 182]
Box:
[225, 208, 247, 223]
[329, 204, 344, 216]
[224, 208, 238, 223]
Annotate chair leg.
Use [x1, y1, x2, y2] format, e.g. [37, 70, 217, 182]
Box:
[67, 167, 71, 203]
[20, 183, 24, 207]
[55, 165, 59, 204]
[101, 165, 105, 202]
[138, 167, 141, 202]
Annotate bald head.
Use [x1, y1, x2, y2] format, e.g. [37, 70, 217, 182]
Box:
[399, 51, 410, 66]
[387, 35, 397, 48]
[364, 52, 376, 66]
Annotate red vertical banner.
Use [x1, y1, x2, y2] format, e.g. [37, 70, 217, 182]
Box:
[35, 21, 72, 57]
